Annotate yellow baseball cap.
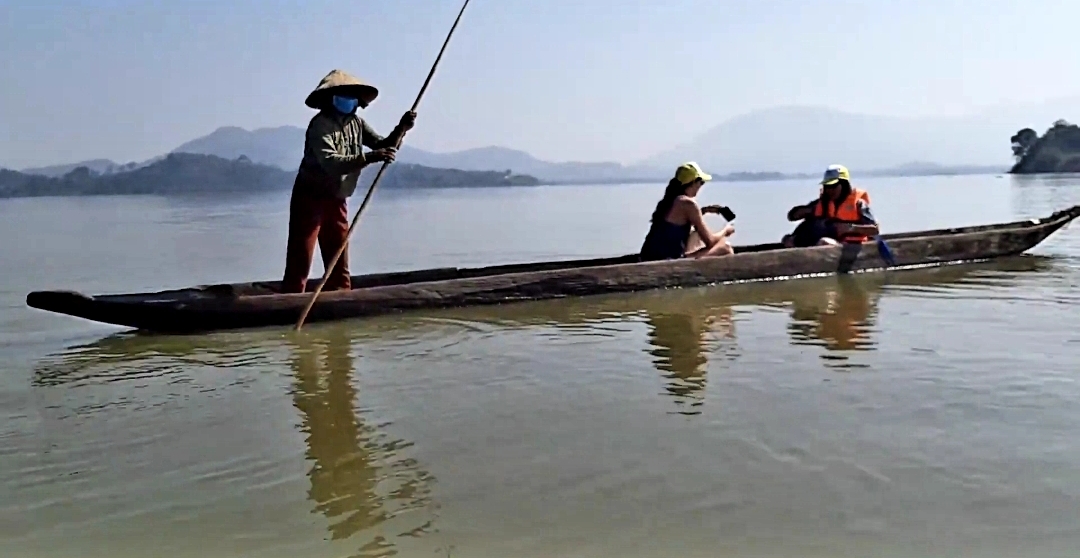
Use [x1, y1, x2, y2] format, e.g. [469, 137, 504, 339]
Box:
[820, 164, 850, 186]
[675, 161, 712, 185]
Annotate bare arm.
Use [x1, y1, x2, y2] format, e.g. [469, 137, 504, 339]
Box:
[681, 198, 718, 249]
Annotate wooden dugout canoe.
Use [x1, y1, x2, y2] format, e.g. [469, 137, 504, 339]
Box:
[30, 255, 1053, 388]
[25, 204, 1080, 333]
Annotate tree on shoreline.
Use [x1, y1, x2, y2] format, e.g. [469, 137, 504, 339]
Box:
[1008, 119, 1080, 174]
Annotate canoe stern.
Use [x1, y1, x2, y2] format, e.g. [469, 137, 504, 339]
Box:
[26, 290, 97, 316]
[25, 290, 189, 331]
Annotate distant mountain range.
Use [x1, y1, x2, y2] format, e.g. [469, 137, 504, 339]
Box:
[20, 98, 1077, 182]
[22, 158, 132, 178]
[168, 126, 667, 183]
[18, 127, 668, 184]
[645, 97, 1080, 174]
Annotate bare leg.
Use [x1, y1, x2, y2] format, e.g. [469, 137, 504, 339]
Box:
[687, 227, 735, 258]
[690, 239, 734, 258]
[686, 230, 706, 254]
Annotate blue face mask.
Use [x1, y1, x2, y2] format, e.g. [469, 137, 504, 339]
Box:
[332, 95, 359, 115]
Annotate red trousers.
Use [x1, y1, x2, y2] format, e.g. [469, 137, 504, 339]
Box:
[282, 185, 352, 293]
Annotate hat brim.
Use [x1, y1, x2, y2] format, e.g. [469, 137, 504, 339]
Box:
[304, 84, 380, 109]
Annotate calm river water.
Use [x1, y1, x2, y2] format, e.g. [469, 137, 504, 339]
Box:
[1, 174, 1079, 558]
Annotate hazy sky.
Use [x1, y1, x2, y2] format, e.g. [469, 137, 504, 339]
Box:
[2, 0, 1078, 169]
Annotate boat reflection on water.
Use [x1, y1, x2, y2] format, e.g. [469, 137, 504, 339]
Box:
[286, 329, 437, 557]
[392, 254, 1054, 407]
[25, 255, 1058, 556]
[35, 254, 1054, 414]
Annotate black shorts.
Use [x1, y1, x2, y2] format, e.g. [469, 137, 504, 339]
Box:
[790, 219, 835, 247]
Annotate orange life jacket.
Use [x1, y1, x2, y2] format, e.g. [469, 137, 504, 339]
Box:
[813, 187, 871, 243]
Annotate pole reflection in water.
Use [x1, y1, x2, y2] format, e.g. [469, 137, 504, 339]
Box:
[286, 328, 438, 558]
[31, 325, 441, 557]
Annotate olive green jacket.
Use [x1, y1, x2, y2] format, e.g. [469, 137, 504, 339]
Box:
[297, 110, 400, 198]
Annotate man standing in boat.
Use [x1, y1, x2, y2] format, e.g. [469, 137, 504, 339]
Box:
[281, 69, 416, 293]
[781, 164, 879, 247]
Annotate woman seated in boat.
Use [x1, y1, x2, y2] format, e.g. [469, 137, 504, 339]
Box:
[639, 162, 736, 261]
[781, 164, 879, 247]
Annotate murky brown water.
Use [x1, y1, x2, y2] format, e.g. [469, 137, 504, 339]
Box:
[2, 174, 1079, 557]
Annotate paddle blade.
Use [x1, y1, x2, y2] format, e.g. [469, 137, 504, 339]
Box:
[876, 237, 897, 266]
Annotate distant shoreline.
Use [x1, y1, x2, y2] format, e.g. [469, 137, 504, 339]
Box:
[1, 148, 1014, 201]
[0, 153, 543, 200]
[0, 165, 1012, 201]
[541, 167, 1006, 187]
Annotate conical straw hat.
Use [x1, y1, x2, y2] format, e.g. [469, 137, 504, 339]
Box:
[304, 69, 379, 109]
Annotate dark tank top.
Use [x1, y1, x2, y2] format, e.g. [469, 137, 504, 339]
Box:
[639, 219, 692, 261]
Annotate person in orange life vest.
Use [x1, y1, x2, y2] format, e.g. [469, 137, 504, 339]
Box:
[781, 164, 878, 247]
[281, 69, 416, 294]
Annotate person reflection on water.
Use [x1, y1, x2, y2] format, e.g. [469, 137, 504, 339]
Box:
[288, 329, 436, 545]
[639, 162, 736, 261]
